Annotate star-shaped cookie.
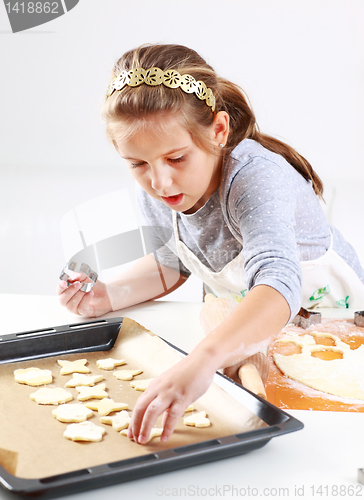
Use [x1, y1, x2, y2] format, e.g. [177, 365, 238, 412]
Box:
[65, 373, 104, 387]
[57, 359, 90, 375]
[96, 358, 126, 370]
[100, 410, 131, 431]
[113, 369, 143, 381]
[183, 411, 211, 428]
[76, 383, 108, 401]
[120, 427, 163, 443]
[85, 398, 128, 416]
[130, 378, 154, 391]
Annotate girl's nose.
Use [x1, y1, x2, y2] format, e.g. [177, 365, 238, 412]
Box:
[150, 165, 173, 193]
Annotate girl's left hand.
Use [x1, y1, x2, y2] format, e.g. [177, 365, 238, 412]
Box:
[128, 353, 216, 444]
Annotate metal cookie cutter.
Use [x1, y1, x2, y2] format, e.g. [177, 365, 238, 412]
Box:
[59, 261, 98, 293]
[354, 311, 364, 328]
[358, 468, 364, 485]
[292, 307, 322, 329]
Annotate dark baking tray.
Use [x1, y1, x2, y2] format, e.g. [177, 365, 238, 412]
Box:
[0, 318, 303, 499]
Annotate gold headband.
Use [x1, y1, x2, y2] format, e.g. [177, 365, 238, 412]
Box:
[106, 67, 216, 112]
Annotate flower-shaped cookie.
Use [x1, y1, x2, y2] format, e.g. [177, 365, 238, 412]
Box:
[14, 367, 52, 386]
[52, 404, 94, 423]
[63, 421, 106, 442]
[30, 387, 73, 405]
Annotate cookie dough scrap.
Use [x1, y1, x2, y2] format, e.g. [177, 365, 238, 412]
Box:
[14, 367, 53, 386]
[96, 358, 126, 371]
[30, 387, 73, 405]
[130, 378, 154, 391]
[64, 421, 106, 442]
[86, 398, 128, 416]
[120, 427, 163, 443]
[113, 369, 143, 381]
[65, 373, 104, 388]
[58, 359, 90, 375]
[52, 404, 94, 423]
[76, 383, 108, 402]
[100, 410, 131, 431]
[183, 411, 211, 428]
[273, 332, 364, 400]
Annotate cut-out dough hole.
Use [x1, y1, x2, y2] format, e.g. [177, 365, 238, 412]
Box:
[276, 342, 302, 356]
[310, 350, 344, 361]
[312, 337, 336, 347]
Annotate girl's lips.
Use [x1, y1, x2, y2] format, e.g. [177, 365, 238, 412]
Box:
[161, 194, 184, 206]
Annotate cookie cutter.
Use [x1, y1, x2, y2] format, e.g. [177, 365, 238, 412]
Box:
[354, 311, 364, 328]
[292, 307, 322, 329]
[358, 468, 364, 485]
[59, 261, 98, 293]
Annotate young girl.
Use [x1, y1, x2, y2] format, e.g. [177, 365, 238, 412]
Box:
[57, 43, 364, 444]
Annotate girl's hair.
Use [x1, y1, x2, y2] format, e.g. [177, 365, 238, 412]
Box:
[102, 43, 323, 197]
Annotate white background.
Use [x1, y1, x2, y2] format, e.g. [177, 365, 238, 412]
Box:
[1, 0, 363, 297]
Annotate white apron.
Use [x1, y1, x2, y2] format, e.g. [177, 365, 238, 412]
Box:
[172, 212, 364, 310]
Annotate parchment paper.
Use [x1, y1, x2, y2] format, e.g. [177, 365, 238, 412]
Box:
[0, 317, 266, 479]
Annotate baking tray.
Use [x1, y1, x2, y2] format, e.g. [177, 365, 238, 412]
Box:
[0, 318, 303, 499]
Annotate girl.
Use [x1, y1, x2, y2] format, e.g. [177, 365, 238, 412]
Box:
[57, 43, 364, 444]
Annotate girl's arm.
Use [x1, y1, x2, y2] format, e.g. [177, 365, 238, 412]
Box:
[128, 284, 290, 444]
[56, 254, 188, 316]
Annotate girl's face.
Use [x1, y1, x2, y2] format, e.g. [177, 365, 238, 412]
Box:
[116, 115, 227, 214]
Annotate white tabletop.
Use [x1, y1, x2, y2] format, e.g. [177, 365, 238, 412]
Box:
[0, 294, 363, 500]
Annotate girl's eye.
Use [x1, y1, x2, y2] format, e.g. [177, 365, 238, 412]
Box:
[130, 161, 146, 168]
[168, 156, 185, 164]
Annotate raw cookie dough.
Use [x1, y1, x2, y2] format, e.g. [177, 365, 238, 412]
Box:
[120, 427, 163, 443]
[57, 359, 90, 375]
[100, 410, 131, 431]
[183, 411, 211, 428]
[14, 368, 52, 386]
[30, 387, 73, 405]
[96, 358, 126, 370]
[113, 369, 143, 381]
[76, 383, 108, 401]
[85, 398, 128, 416]
[63, 421, 106, 442]
[52, 404, 94, 423]
[65, 373, 104, 387]
[130, 378, 154, 391]
[273, 331, 364, 400]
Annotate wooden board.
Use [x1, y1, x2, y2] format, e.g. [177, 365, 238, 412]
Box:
[266, 318, 364, 411]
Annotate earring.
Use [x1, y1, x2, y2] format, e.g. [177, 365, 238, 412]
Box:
[219, 143, 224, 148]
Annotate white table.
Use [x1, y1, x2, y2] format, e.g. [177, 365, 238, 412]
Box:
[0, 294, 363, 500]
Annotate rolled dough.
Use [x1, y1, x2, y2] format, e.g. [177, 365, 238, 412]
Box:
[273, 331, 364, 400]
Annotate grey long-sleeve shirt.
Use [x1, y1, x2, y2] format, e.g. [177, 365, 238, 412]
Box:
[136, 139, 364, 317]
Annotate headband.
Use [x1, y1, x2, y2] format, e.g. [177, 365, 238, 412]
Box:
[105, 67, 216, 112]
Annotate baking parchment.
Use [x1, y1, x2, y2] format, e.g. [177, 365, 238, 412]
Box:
[0, 317, 266, 479]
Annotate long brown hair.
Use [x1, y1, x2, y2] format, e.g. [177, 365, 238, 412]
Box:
[102, 43, 323, 197]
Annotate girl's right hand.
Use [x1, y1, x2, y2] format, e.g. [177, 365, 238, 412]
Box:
[56, 273, 112, 317]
